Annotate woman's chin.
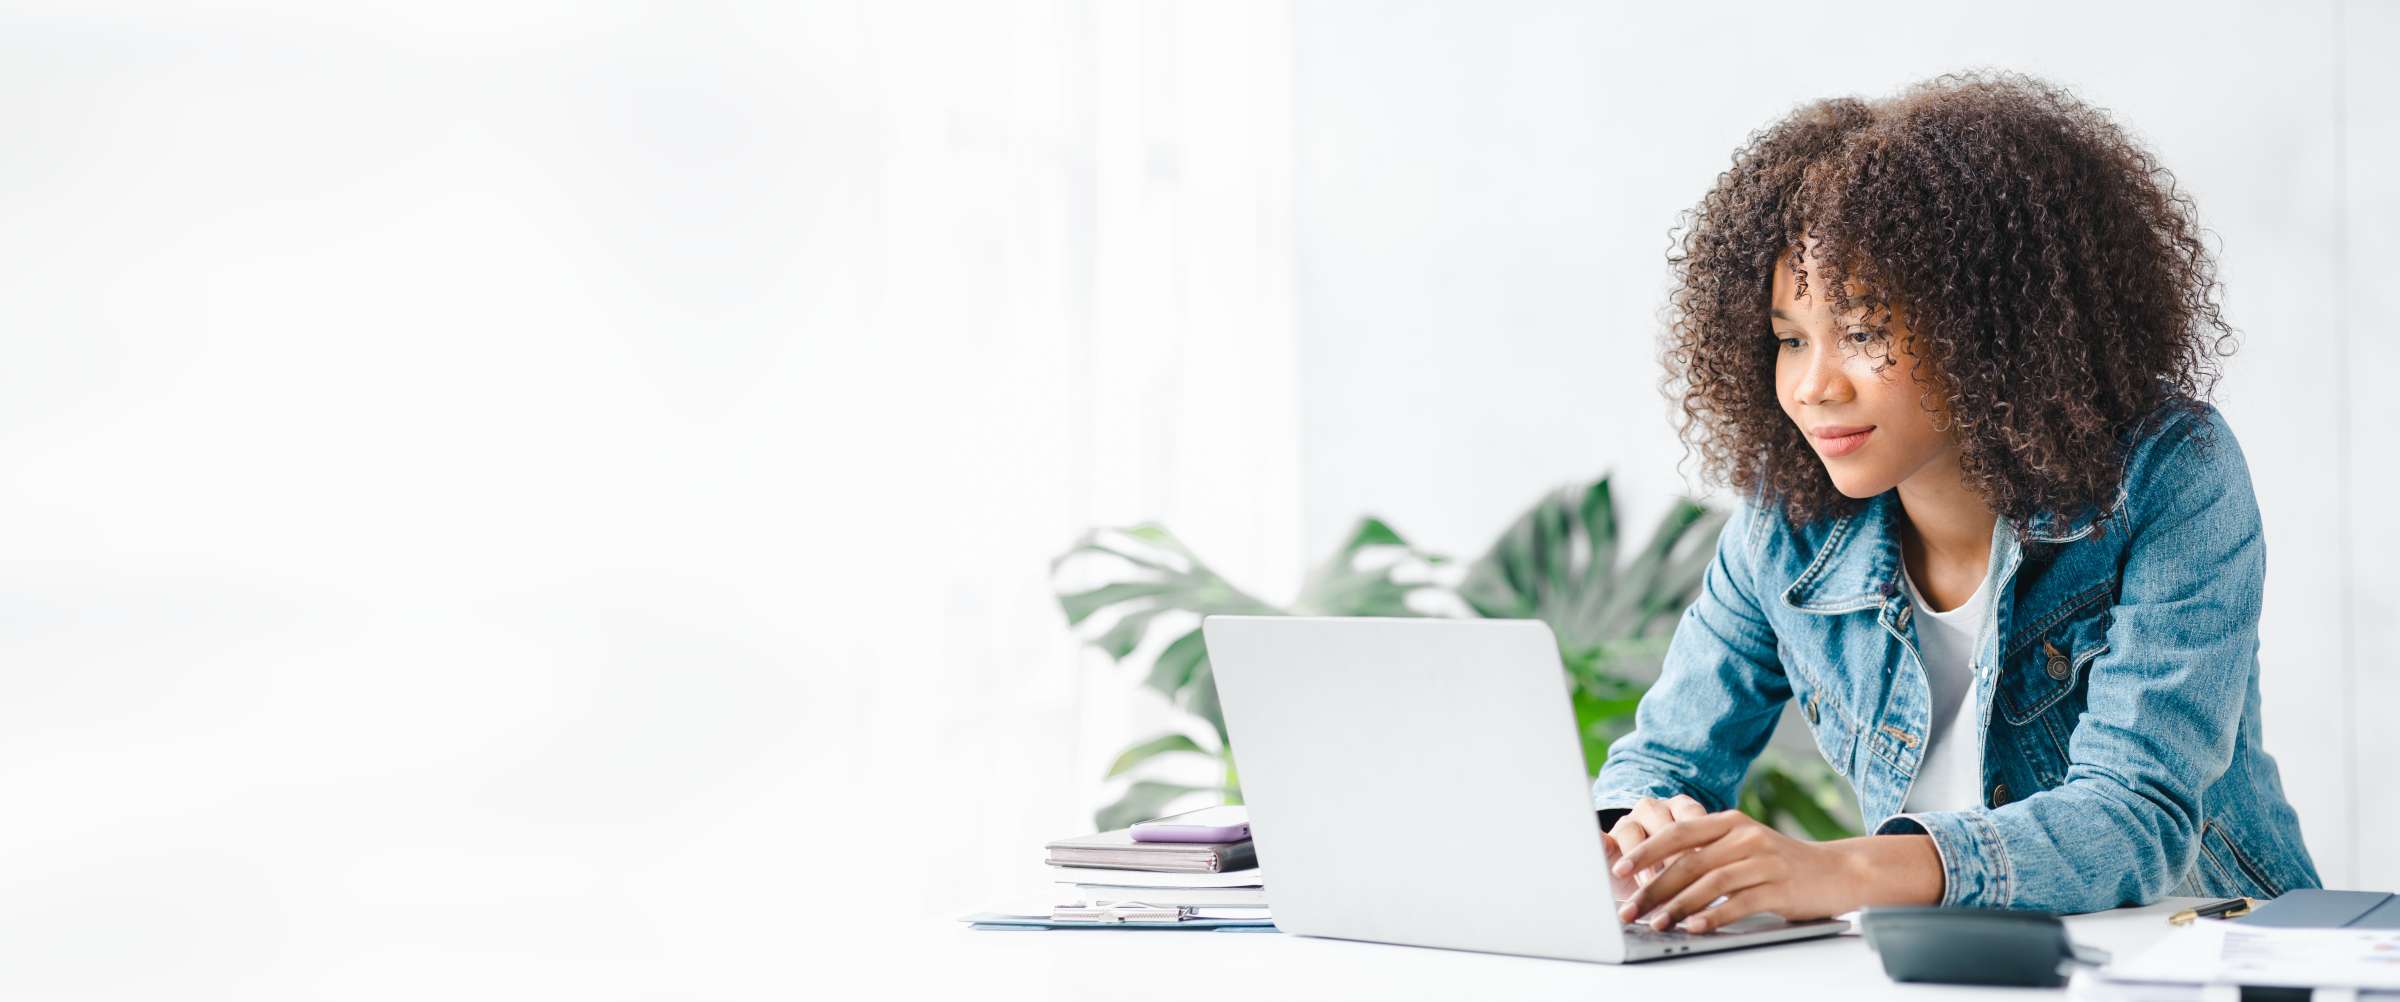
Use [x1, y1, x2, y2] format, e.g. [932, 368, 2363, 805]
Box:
[1825, 471, 1895, 499]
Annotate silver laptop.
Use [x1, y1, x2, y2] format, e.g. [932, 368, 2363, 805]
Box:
[1201, 615, 1847, 963]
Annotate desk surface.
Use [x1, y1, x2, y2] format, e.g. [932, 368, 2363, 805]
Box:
[884, 898, 2207, 1000]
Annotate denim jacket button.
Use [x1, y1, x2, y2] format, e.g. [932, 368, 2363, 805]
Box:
[1991, 782, 2011, 806]
[2043, 640, 2072, 681]
[1804, 694, 1820, 725]
[1896, 603, 1912, 630]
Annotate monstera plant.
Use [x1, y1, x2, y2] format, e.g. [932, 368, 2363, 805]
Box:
[1051, 475, 1855, 838]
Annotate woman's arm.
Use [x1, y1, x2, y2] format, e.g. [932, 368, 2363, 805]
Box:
[1614, 820, 1941, 930]
[1592, 500, 1793, 823]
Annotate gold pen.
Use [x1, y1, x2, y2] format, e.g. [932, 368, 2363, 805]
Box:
[2168, 897, 2256, 925]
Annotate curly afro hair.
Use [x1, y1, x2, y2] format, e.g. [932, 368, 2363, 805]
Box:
[1660, 71, 2237, 533]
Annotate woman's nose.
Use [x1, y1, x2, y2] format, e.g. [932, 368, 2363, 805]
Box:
[1792, 345, 1851, 407]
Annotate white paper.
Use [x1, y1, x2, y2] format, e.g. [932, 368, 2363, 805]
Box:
[1043, 865, 1265, 888]
[2105, 922, 2400, 990]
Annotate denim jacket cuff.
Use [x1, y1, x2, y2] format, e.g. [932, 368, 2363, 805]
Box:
[1875, 809, 2012, 908]
[1591, 784, 1686, 813]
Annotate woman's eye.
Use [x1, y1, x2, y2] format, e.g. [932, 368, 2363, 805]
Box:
[1846, 329, 1876, 344]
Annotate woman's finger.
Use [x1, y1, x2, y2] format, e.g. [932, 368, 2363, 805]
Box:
[1612, 811, 1744, 876]
[1647, 858, 1773, 930]
[1682, 886, 1779, 934]
[1644, 797, 1710, 879]
[1616, 836, 1743, 923]
[1629, 799, 1675, 838]
[1608, 799, 1666, 855]
[1627, 799, 1680, 882]
[1606, 816, 1650, 868]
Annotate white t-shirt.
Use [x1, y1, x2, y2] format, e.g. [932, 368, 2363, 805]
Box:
[1897, 558, 1995, 814]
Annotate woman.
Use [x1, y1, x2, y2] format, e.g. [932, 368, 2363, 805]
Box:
[1593, 72, 2319, 932]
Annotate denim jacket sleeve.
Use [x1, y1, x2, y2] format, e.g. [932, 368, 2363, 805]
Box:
[1875, 408, 2263, 911]
[1591, 499, 1792, 813]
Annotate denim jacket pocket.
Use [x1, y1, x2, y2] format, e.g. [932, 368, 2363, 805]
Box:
[1999, 603, 2110, 726]
[1780, 645, 1858, 780]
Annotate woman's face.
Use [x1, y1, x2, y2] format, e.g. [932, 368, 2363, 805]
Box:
[1768, 245, 1956, 499]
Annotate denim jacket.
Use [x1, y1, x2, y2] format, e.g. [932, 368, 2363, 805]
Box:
[1593, 401, 2319, 911]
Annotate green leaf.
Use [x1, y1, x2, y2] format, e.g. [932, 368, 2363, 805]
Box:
[1345, 518, 1406, 548]
[1049, 524, 1176, 576]
[1461, 477, 1727, 665]
[1568, 682, 1646, 777]
[1577, 477, 1621, 599]
[1566, 662, 1648, 776]
[1118, 523, 1184, 548]
[1058, 581, 1180, 626]
[1595, 501, 1724, 641]
[1774, 774, 1855, 841]
[1105, 732, 1210, 779]
[1094, 605, 1170, 661]
[1141, 629, 1209, 698]
[1738, 775, 1769, 820]
[1290, 517, 1445, 617]
[1741, 760, 1858, 840]
[1052, 523, 1280, 689]
[1178, 657, 1229, 747]
[1094, 780, 1221, 832]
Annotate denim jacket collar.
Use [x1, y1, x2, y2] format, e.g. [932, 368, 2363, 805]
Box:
[2018, 481, 2127, 545]
[1777, 490, 2114, 615]
[1778, 493, 1903, 615]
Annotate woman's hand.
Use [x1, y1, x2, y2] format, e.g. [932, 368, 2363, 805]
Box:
[1610, 806, 1945, 932]
[1603, 795, 1712, 898]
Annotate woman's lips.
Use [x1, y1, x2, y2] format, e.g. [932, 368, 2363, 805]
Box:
[1812, 426, 1875, 458]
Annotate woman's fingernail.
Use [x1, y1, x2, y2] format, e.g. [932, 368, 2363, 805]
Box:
[1653, 915, 1671, 931]
[1619, 904, 1635, 921]
[1611, 859, 1629, 876]
[1681, 917, 1708, 933]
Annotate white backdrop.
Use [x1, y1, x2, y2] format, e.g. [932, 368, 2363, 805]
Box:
[0, 1, 1293, 997]
[1293, 0, 2397, 892]
[2, 2, 2392, 997]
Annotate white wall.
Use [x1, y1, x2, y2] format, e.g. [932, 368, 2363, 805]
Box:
[1294, 0, 2395, 890]
[0, 1, 1294, 997]
[2339, 0, 2400, 899]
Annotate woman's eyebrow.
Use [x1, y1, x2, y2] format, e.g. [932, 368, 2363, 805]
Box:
[1770, 308, 1803, 323]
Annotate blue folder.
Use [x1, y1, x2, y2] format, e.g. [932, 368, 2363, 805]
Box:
[963, 911, 1277, 932]
[2236, 890, 2400, 929]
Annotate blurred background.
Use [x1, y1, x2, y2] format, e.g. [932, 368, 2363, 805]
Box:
[0, 1, 2391, 997]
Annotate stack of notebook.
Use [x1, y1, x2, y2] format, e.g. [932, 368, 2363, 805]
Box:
[1043, 827, 1256, 872]
[1042, 826, 1268, 920]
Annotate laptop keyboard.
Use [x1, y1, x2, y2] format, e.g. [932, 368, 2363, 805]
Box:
[1623, 910, 1805, 941]
[1623, 923, 1697, 942]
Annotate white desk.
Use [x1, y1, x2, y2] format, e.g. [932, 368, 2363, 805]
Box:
[886, 898, 2207, 1000]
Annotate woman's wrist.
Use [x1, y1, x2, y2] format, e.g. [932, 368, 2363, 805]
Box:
[1834, 834, 1946, 909]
